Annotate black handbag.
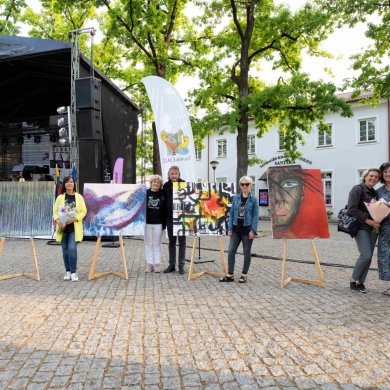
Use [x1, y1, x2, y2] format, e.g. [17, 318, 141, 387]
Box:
[337, 206, 359, 238]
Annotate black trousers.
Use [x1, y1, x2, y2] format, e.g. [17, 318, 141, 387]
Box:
[166, 220, 186, 267]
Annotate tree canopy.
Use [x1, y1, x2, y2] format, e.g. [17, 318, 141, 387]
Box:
[315, 0, 390, 106]
[0, 0, 27, 35]
[189, 0, 353, 184]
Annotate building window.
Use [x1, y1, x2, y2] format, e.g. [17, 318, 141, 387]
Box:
[278, 132, 286, 151]
[249, 175, 256, 197]
[317, 124, 333, 147]
[247, 135, 256, 154]
[217, 139, 227, 158]
[321, 172, 332, 205]
[195, 146, 202, 160]
[359, 118, 376, 143]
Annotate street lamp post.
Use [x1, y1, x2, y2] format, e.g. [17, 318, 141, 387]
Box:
[210, 160, 219, 182]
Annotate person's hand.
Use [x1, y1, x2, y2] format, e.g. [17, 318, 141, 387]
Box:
[249, 231, 255, 240]
[228, 230, 232, 237]
[366, 219, 380, 229]
[57, 221, 65, 229]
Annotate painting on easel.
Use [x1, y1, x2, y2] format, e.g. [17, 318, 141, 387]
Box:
[0, 182, 54, 236]
[172, 182, 237, 236]
[267, 166, 330, 239]
[83, 183, 146, 236]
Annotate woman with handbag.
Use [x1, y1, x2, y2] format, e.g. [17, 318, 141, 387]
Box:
[347, 168, 381, 293]
[376, 162, 390, 295]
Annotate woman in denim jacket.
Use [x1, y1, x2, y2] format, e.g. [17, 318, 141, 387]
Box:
[220, 176, 259, 283]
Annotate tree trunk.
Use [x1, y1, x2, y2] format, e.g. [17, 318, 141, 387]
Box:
[152, 121, 162, 176]
[236, 114, 249, 190]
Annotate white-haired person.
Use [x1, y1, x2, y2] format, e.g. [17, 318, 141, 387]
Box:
[144, 174, 166, 273]
[220, 176, 259, 283]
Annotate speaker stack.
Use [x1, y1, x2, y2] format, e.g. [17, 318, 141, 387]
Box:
[75, 77, 103, 140]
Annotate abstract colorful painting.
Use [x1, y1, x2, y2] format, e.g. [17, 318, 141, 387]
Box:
[172, 182, 237, 236]
[83, 184, 146, 237]
[267, 166, 330, 239]
[0, 182, 55, 236]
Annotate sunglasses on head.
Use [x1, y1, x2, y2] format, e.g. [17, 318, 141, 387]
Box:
[240, 182, 250, 187]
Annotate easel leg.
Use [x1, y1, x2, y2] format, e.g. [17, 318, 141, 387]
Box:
[281, 239, 292, 288]
[23, 237, 40, 281]
[218, 236, 228, 274]
[0, 237, 39, 281]
[188, 237, 205, 280]
[112, 236, 128, 280]
[89, 236, 102, 280]
[311, 240, 326, 287]
[0, 237, 5, 257]
[281, 239, 326, 288]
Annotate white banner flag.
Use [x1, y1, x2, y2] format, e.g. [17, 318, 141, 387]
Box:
[141, 76, 197, 182]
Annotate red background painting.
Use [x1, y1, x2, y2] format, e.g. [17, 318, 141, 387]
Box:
[271, 169, 330, 239]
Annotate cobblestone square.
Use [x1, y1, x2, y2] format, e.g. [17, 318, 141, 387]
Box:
[0, 221, 389, 389]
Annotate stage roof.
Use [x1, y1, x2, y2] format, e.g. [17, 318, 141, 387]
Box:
[0, 35, 138, 130]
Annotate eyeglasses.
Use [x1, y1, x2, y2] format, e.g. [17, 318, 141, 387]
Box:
[240, 182, 250, 187]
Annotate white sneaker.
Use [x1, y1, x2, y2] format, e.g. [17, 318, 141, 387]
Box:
[64, 271, 71, 281]
[71, 273, 78, 282]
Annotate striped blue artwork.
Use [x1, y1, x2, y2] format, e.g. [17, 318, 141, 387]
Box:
[0, 182, 55, 236]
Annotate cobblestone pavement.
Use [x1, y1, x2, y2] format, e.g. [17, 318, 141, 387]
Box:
[0, 222, 389, 389]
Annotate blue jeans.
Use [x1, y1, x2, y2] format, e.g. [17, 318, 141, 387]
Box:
[227, 232, 253, 275]
[61, 232, 78, 273]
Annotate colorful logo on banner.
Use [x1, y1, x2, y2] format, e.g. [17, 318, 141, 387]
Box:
[141, 76, 197, 182]
[161, 130, 189, 156]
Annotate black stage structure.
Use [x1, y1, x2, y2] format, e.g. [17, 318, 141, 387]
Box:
[0, 35, 139, 192]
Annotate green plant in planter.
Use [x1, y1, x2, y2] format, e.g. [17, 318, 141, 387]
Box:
[327, 211, 334, 217]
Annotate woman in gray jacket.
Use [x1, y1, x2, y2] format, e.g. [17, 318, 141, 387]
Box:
[347, 168, 381, 293]
[219, 176, 259, 284]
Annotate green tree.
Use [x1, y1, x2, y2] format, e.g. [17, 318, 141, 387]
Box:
[0, 0, 27, 35]
[190, 0, 352, 185]
[315, 0, 390, 105]
[92, 0, 210, 175]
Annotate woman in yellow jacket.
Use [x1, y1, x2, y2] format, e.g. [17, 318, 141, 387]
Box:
[53, 176, 87, 281]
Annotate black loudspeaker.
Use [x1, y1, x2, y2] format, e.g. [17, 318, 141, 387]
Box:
[76, 109, 103, 140]
[75, 77, 101, 111]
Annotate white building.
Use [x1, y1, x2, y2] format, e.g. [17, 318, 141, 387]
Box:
[195, 94, 389, 218]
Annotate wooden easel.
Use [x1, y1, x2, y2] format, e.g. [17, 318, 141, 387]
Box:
[89, 236, 128, 280]
[281, 238, 325, 288]
[0, 237, 40, 281]
[188, 236, 228, 280]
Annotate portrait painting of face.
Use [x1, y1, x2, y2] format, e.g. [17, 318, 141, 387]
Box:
[267, 166, 330, 239]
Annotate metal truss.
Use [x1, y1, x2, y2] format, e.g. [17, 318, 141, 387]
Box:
[68, 27, 96, 180]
